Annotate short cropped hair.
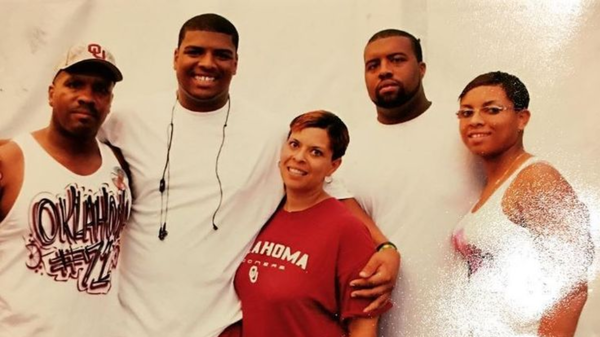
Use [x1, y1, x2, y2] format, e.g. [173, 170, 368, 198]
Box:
[459, 71, 530, 110]
[368, 29, 423, 62]
[178, 13, 239, 49]
[288, 110, 350, 161]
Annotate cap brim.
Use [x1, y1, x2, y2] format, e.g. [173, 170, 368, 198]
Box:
[61, 59, 123, 82]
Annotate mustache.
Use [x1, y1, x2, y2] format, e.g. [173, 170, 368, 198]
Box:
[376, 80, 401, 92]
[72, 103, 99, 117]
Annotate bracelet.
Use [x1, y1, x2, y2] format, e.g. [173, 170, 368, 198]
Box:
[376, 241, 397, 252]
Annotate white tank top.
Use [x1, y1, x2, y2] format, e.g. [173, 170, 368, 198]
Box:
[451, 157, 557, 336]
[0, 133, 131, 337]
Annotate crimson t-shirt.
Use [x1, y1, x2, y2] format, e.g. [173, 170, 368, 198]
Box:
[234, 198, 390, 336]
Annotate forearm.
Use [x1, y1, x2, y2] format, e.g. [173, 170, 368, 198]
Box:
[348, 317, 378, 337]
[342, 198, 399, 312]
[539, 282, 588, 337]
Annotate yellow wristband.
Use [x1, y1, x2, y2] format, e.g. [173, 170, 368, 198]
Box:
[376, 241, 397, 252]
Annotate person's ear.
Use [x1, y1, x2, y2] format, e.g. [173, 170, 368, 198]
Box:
[232, 52, 238, 76]
[518, 109, 531, 132]
[173, 48, 179, 71]
[48, 84, 55, 107]
[328, 158, 342, 177]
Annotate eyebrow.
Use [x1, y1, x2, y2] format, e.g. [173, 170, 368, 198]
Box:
[289, 137, 328, 150]
[388, 52, 408, 58]
[365, 52, 407, 64]
[482, 100, 502, 107]
[460, 100, 502, 108]
[184, 45, 234, 54]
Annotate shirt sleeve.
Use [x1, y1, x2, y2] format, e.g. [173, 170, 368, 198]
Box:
[324, 174, 353, 200]
[336, 215, 392, 320]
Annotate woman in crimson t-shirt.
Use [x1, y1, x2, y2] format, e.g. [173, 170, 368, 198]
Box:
[229, 110, 390, 337]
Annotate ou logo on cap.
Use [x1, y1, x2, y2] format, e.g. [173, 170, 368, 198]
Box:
[88, 43, 106, 60]
[249, 266, 259, 283]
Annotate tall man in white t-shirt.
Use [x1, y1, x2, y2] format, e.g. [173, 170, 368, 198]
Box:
[337, 29, 483, 336]
[0, 43, 131, 337]
[100, 13, 399, 337]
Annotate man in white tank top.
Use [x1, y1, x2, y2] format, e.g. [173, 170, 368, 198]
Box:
[0, 43, 132, 337]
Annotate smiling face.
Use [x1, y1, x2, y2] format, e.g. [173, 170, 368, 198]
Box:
[458, 85, 530, 158]
[364, 36, 425, 109]
[173, 30, 238, 112]
[279, 127, 341, 196]
[48, 67, 114, 138]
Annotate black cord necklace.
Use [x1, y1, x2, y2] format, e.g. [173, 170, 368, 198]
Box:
[158, 95, 231, 241]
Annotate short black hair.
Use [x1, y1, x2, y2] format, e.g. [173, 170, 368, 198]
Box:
[367, 29, 423, 62]
[178, 13, 239, 49]
[459, 71, 530, 110]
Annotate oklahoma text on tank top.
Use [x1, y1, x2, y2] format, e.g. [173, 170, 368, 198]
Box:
[0, 133, 131, 337]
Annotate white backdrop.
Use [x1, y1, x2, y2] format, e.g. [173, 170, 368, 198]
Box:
[1, 0, 599, 335]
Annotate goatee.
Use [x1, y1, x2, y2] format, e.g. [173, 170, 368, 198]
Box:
[373, 81, 420, 109]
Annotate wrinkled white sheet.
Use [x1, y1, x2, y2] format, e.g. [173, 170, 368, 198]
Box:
[1, 0, 598, 335]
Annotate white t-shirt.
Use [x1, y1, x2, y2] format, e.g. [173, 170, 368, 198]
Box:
[336, 103, 483, 336]
[100, 91, 286, 337]
[100, 90, 351, 337]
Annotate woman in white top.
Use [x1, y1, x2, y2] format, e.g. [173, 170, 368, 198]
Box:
[451, 71, 593, 336]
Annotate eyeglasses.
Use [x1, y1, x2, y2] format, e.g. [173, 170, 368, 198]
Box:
[456, 106, 517, 119]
